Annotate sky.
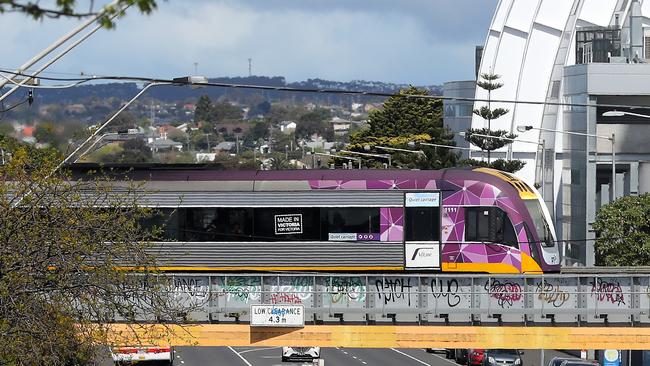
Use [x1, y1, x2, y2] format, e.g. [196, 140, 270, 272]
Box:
[1, 0, 498, 86]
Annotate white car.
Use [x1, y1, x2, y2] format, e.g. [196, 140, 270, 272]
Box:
[281, 346, 321, 362]
[110, 346, 174, 365]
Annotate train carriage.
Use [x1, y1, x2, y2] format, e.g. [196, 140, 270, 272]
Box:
[73, 165, 560, 274]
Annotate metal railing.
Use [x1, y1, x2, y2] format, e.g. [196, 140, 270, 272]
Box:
[121, 273, 650, 326]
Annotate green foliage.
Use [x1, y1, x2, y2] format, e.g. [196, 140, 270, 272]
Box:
[467, 73, 525, 172]
[465, 128, 517, 152]
[593, 194, 650, 266]
[194, 95, 213, 123]
[212, 101, 243, 122]
[296, 108, 333, 139]
[92, 139, 152, 163]
[349, 86, 458, 169]
[245, 121, 270, 143]
[34, 122, 61, 146]
[473, 106, 509, 121]
[0, 146, 187, 365]
[106, 111, 137, 133]
[0, 0, 159, 29]
[457, 158, 525, 173]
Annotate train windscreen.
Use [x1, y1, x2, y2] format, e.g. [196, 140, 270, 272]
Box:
[524, 200, 553, 247]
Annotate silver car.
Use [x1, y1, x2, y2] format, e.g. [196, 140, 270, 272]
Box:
[548, 358, 599, 366]
[483, 349, 522, 366]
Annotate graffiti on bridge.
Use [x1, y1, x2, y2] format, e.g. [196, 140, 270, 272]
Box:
[173, 276, 209, 300]
[375, 278, 413, 306]
[430, 278, 461, 307]
[328, 277, 366, 304]
[535, 280, 570, 308]
[484, 279, 522, 308]
[589, 278, 625, 306]
[217, 276, 262, 302]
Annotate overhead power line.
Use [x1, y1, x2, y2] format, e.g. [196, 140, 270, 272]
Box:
[2, 68, 650, 111]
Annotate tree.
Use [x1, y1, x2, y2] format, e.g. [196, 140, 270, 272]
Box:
[194, 95, 213, 124]
[0, 141, 188, 365]
[296, 109, 332, 139]
[212, 101, 243, 122]
[349, 86, 458, 169]
[34, 122, 61, 146]
[107, 111, 138, 133]
[593, 194, 650, 266]
[464, 73, 525, 173]
[0, 0, 159, 28]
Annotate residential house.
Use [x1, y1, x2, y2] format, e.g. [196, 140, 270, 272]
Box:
[279, 120, 297, 134]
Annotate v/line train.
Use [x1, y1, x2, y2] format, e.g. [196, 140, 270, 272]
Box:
[73, 164, 560, 273]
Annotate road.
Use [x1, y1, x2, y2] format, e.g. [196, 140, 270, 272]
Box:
[97, 346, 579, 366]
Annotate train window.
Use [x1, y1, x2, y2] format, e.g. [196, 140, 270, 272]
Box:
[465, 207, 517, 246]
[254, 207, 321, 241]
[465, 207, 491, 242]
[139, 208, 179, 241]
[322, 207, 380, 239]
[523, 200, 554, 247]
[179, 208, 253, 241]
[493, 209, 518, 248]
[404, 207, 440, 242]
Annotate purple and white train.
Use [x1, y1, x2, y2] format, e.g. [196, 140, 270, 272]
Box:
[76, 165, 561, 274]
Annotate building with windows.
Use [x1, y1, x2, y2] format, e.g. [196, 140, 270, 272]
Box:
[444, 0, 650, 266]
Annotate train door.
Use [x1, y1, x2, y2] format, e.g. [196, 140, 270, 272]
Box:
[403, 192, 441, 270]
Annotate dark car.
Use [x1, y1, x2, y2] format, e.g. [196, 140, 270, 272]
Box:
[445, 349, 468, 364]
[548, 359, 599, 366]
[482, 349, 522, 366]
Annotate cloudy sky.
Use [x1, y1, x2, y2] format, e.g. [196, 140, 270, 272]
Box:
[2, 0, 498, 85]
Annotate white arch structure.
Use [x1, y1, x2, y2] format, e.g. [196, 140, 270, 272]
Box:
[474, 0, 650, 207]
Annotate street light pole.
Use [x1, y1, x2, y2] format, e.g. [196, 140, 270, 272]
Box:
[0, 1, 126, 103]
[72, 82, 171, 163]
[518, 125, 616, 201]
[374, 145, 427, 158]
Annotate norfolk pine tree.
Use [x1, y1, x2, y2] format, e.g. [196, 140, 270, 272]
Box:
[464, 73, 525, 173]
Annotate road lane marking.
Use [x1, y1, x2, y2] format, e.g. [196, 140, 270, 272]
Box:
[239, 347, 281, 354]
[228, 346, 253, 366]
[429, 351, 460, 366]
[390, 348, 432, 366]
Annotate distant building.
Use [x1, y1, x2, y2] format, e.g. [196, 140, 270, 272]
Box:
[148, 138, 183, 152]
[330, 117, 351, 135]
[213, 141, 235, 155]
[195, 153, 217, 162]
[279, 121, 297, 134]
[464, 0, 650, 267]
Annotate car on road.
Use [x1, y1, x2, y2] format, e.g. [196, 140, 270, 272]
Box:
[482, 349, 522, 365]
[446, 348, 468, 364]
[281, 346, 321, 362]
[110, 346, 174, 365]
[468, 349, 485, 366]
[548, 358, 599, 366]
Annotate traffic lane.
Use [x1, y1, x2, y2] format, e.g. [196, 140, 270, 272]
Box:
[522, 349, 581, 366]
[229, 346, 458, 366]
[323, 347, 458, 366]
[176, 346, 254, 366]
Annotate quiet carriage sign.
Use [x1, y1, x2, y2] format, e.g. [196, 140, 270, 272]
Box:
[250, 304, 305, 327]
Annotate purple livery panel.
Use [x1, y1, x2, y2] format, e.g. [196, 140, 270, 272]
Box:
[308, 178, 537, 273]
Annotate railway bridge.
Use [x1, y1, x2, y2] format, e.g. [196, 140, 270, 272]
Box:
[112, 269, 650, 349]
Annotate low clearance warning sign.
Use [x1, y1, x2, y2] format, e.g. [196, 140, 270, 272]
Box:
[274, 214, 303, 235]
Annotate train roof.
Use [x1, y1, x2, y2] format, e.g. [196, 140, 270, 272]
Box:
[69, 163, 474, 181]
[67, 163, 537, 200]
